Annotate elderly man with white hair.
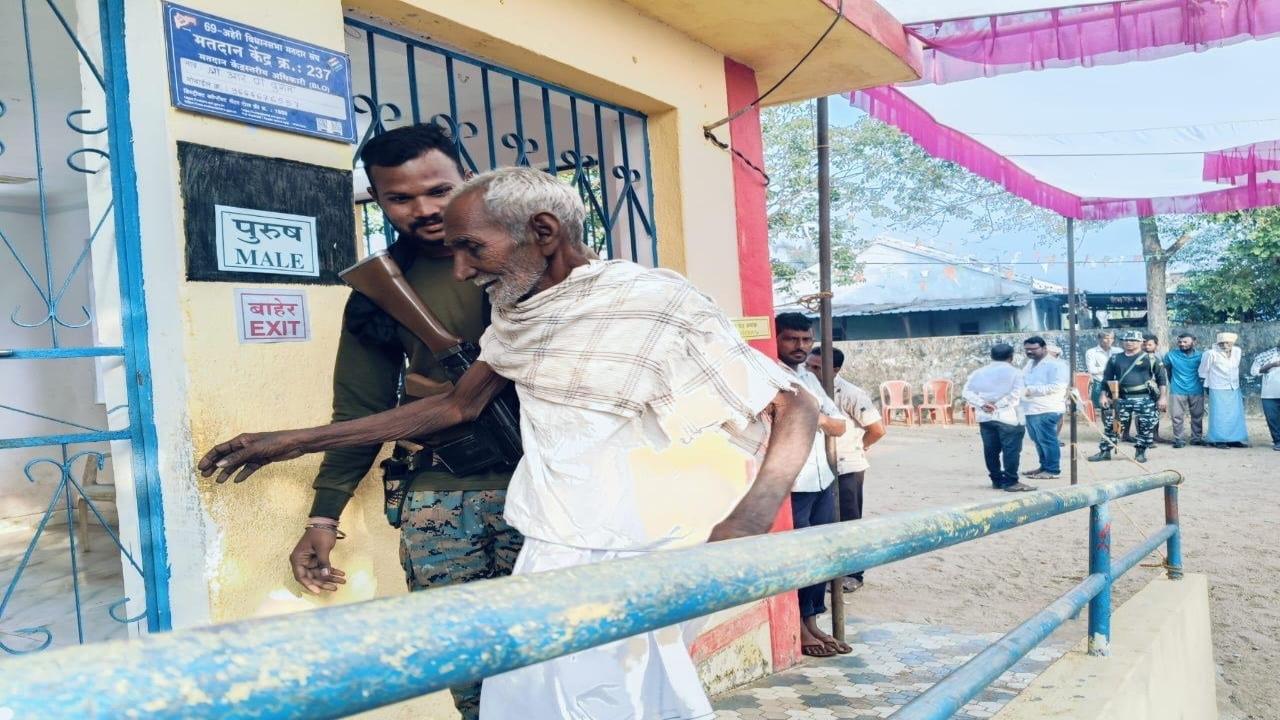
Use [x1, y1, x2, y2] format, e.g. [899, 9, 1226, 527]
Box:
[1199, 331, 1249, 448]
[199, 167, 820, 720]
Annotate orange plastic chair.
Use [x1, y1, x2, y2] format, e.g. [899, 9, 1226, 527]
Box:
[917, 378, 954, 425]
[963, 403, 977, 426]
[879, 381, 916, 427]
[1073, 372, 1096, 423]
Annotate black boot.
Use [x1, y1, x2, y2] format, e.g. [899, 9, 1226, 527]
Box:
[1087, 449, 1112, 462]
[1135, 448, 1148, 463]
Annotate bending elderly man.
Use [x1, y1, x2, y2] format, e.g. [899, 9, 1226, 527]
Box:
[200, 167, 818, 720]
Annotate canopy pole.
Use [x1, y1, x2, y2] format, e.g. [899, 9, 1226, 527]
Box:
[1067, 217, 1079, 486]
[816, 97, 844, 640]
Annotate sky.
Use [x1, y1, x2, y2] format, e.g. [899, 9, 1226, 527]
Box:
[828, 98, 1147, 293]
[811, 3, 1280, 293]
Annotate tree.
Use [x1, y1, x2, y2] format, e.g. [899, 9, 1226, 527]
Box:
[1171, 208, 1280, 322]
[762, 101, 1068, 298]
[1137, 216, 1194, 346]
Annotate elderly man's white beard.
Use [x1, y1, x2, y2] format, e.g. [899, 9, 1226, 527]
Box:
[474, 254, 548, 308]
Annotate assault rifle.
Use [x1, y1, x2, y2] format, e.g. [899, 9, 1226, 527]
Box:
[1107, 380, 1121, 437]
[340, 250, 523, 476]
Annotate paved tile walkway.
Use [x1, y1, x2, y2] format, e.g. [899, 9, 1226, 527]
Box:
[711, 618, 1066, 719]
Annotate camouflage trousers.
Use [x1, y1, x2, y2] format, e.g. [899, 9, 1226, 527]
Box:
[1100, 396, 1159, 451]
[399, 489, 523, 720]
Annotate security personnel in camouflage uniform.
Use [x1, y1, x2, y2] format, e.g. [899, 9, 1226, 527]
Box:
[295, 125, 521, 720]
[1089, 330, 1168, 464]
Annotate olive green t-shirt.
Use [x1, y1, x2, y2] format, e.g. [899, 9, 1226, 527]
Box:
[309, 245, 512, 519]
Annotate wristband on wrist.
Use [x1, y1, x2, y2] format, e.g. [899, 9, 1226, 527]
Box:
[305, 523, 346, 539]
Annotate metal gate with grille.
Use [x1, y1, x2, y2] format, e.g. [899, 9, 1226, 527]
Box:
[344, 17, 658, 264]
[0, 0, 169, 655]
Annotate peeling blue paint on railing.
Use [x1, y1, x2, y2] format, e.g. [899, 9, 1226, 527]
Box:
[0, 471, 1182, 719]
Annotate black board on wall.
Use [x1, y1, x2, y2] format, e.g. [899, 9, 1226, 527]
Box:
[178, 141, 356, 284]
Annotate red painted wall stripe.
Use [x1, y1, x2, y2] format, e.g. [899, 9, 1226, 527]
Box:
[688, 601, 770, 664]
[724, 56, 801, 673]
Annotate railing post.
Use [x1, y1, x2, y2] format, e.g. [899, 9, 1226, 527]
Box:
[1088, 501, 1112, 656]
[1164, 485, 1183, 580]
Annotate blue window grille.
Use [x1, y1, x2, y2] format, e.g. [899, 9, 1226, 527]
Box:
[0, 0, 169, 655]
[343, 18, 658, 265]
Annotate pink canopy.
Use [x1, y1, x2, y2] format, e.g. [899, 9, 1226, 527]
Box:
[852, 0, 1280, 220]
[1203, 139, 1280, 184]
[907, 0, 1280, 84]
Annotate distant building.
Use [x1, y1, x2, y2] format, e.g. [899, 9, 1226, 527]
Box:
[774, 237, 1067, 340]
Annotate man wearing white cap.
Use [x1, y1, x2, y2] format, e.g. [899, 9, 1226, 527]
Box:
[1199, 332, 1249, 448]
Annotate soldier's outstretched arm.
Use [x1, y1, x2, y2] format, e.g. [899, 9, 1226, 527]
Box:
[198, 362, 510, 484]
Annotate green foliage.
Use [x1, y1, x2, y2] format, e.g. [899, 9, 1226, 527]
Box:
[1172, 207, 1280, 322]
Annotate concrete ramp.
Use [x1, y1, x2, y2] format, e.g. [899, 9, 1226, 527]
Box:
[995, 574, 1217, 720]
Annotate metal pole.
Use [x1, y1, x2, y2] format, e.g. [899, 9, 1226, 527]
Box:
[1164, 485, 1184, 580]
[1087, 501, 1112, 656]
[1067, 217, 1079, 485]
[816, 96, 844, 641]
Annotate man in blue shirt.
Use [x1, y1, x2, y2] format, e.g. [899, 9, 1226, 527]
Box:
[1163, 332, 1205, 448]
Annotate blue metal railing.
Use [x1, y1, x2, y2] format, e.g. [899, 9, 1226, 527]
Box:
[0, 471, 1182, 718]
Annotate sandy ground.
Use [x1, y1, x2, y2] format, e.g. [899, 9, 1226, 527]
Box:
[842, 417, 1279, 720]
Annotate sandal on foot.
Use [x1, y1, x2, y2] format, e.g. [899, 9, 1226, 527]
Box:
[802, 642, 837, 658]
[823, 639, 853, 654]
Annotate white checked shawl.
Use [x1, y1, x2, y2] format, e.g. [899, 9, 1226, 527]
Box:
[478, 260, 795, 452]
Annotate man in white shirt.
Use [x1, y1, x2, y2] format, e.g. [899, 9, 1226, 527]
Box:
[962, 343, 1034, 492]
[1085, 331, 1121, 412]
[200, 168, 822, 720]
[1250, 340, 1280, 451]
[1021, 336, 1069, 480]
[807, 348, 885, 593]
[1199, 331, 1249, 447]
[775, 312, 849, 658]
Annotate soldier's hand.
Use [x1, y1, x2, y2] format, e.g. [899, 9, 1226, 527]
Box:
[198, 430, 307, 484]
[289, 528, 346, 594]
[1158, 398, 1168, 412]
[1100, 397, 1111, 409]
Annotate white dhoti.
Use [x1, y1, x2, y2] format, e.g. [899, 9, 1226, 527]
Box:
[479, 538, 713, 720]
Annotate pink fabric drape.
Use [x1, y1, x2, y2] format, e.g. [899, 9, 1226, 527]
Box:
[1203, 139, 1280, 183]
[907, 0, 1280, 84]
[848, 86, 1280, 220]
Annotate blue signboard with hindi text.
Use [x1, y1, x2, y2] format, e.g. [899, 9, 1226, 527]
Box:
[162, 3, 355, 143]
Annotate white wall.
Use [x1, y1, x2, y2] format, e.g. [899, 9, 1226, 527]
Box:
[0, 205, 113, 528]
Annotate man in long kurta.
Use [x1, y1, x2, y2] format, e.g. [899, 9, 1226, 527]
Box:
[1200, 331, 1249, 448]
[200, 167, 820, 720]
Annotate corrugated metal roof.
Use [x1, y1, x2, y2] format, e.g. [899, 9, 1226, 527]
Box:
[780, 294, 1034, 317]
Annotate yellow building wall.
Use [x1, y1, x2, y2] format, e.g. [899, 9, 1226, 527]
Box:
[123, 0, 747, 716]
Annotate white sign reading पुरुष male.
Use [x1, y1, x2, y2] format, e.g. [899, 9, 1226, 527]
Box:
[235, 289, 310, 344]
[216, 206, 319, 277]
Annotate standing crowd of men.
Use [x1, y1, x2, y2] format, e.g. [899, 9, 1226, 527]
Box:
[964, 327, 1278, 486]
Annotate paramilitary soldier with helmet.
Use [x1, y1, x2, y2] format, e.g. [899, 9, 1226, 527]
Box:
[1089, 330, 1169, 463]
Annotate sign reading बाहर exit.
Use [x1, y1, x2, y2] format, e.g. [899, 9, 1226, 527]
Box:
[235, 288, 310, 343]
